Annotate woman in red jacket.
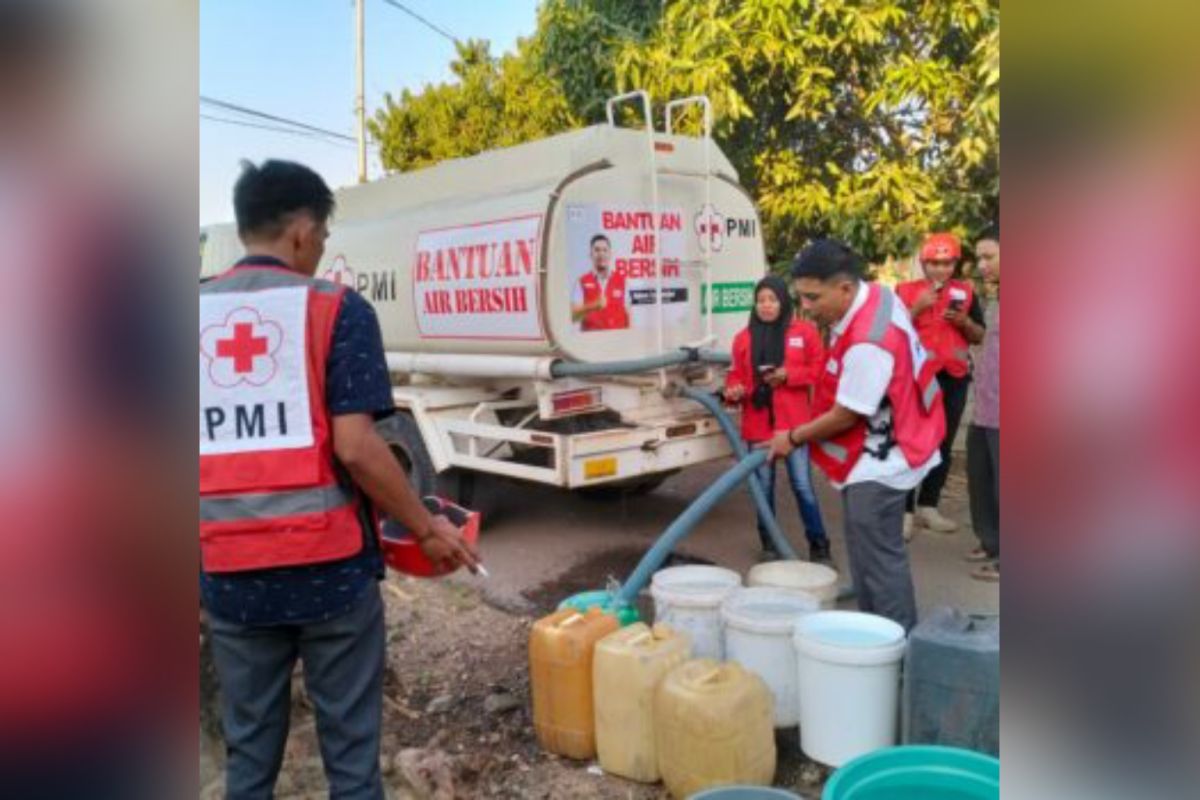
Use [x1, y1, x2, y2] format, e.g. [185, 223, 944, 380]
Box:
[724, 276, 831, 562]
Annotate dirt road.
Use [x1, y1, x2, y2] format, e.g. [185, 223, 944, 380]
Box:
[200, 456, 997, 798]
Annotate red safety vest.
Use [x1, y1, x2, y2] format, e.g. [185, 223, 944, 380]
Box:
[199, 264, 366, 573]
[811, 283, 946, 484]
[578, 270, 630, 331]
[895, 278, 975, 378]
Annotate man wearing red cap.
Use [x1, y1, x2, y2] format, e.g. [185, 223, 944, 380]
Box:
[895, 233, 986, 538]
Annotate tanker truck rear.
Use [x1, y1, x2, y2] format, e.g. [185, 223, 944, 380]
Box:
[200, 95, 767, 499]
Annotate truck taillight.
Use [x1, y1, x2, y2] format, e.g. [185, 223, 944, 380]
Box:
[551, 388, 603, 416]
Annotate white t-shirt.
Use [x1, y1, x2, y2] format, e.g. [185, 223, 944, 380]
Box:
[828, 282, 941, 491]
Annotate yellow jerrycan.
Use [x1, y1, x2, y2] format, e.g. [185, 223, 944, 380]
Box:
[593, 622, 691, 782]
[529, 607, 618, 759]
[654, 658, 777, 798]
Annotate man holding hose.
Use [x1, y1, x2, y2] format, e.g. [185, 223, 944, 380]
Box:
[765, 239, 945, 631]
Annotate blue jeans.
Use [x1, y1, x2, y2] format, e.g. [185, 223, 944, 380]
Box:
[755, 444, 828, 548]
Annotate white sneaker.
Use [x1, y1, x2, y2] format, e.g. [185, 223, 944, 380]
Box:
[916, 506, 958, 533]
[903, 512, 915, 542]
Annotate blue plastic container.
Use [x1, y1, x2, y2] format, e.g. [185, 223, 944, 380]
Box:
[822, 745, 999, 800]
[688, 787, 803, 800]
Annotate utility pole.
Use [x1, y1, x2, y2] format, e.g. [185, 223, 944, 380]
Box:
[355, 0, 367, 183]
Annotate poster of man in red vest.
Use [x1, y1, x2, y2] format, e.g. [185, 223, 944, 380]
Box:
[570, 233, 630, 331]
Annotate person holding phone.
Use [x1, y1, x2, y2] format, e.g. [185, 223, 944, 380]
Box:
[895, 232, 986, 537]
[724, 276, 831, 562]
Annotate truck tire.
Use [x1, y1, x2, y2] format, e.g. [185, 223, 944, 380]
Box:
[375, 413, 437, 499]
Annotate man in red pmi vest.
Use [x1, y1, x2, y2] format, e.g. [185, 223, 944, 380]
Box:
[570, 233, 630, 330]
[895, 232, 986, 538]
[767, 240, 945, 630]
[200, 161, 479, 799]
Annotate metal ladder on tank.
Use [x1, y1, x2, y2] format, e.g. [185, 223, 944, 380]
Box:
[605, 92, 717, 361]
[666, 96, 716, 350]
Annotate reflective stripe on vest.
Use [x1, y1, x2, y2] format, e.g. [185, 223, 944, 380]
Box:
[200, 265, 344, 295]
[867, 286, 894, 343]
[200, 483, 355, 523]
[922, 377, 941, 412]
[818, 440, 850, 463]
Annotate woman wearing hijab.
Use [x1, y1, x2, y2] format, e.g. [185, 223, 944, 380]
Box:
[724, 276, 832, 562]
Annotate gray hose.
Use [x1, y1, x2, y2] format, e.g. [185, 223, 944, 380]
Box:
[549, 347, 730, 378]
[680, 386, 798, 560]
[616, 450, 768, 606]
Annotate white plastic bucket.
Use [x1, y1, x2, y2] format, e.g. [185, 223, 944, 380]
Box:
[721, 588, 820, 727]
[650, 565, 741, 660]
[746, 561, 839, 609]
[793, 611, 907, 767]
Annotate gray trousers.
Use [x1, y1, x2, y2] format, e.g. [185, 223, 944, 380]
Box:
[967, 424, 1000, 559]
[208, 585, 386, 800]
[842, 481, 918, 631]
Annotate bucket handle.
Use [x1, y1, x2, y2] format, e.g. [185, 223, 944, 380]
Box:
[628, 631, 653, 647]
[697, 667, 723, 686]
[558, 613, 585, 628]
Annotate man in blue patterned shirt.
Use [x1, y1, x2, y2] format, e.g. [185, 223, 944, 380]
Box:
[201, 160, 479, 800]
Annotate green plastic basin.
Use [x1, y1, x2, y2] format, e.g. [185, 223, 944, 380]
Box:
[822, 745, 999, 800]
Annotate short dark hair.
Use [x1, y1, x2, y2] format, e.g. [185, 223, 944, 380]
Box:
[790, 238, 864, 282]
[590, 234, 610, 248]
[977, 224, 1000, 243]
[233, 159, 335, 240]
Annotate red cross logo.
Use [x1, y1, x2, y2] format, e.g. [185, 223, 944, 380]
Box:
[200, 307, 284, 388]
[694, 203, 725, 253]
[216, 323, 269, 373]
[320, 254, 357, 289]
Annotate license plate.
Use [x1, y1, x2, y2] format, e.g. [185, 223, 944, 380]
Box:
[584, 457, 618, 480]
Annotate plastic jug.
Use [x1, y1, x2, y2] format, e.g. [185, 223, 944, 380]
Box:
[529, 607, 619, 759]
[902, 607, 999, 755]
[593, 623, 691, 782]
[651, 565, 742, 660]
[721, 588, 819, 727]
[655, 659, 776, 798]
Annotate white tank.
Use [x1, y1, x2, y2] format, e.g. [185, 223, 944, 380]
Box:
[200, 125, 766, 363]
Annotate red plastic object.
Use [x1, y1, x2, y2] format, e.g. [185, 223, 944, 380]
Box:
[378, 496, 480, 578]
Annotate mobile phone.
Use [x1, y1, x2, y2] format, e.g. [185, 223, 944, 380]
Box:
[948, 298, 964, 311]
[759, 364, 776, 373]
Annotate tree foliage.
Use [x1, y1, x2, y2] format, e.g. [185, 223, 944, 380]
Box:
[368, 38, 578, 170]
[370, 0, 999, 263]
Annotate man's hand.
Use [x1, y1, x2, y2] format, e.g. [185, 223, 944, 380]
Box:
[911, 289, 937, 315]
[765, 367, 788, 387]
[760, 429, 796, 461]
[724, 384, 746, 403]
[417, 514, 481, 575]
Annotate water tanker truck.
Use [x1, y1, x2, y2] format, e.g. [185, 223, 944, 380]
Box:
[201, 93, 767, 500]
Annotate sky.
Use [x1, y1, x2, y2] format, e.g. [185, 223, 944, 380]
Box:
[199, 0, 541, 226]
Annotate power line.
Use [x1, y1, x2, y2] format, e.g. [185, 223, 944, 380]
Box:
[200, 113, 357, 148]
[200, 95, 357, 143]
[379, 0, 459, 44]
